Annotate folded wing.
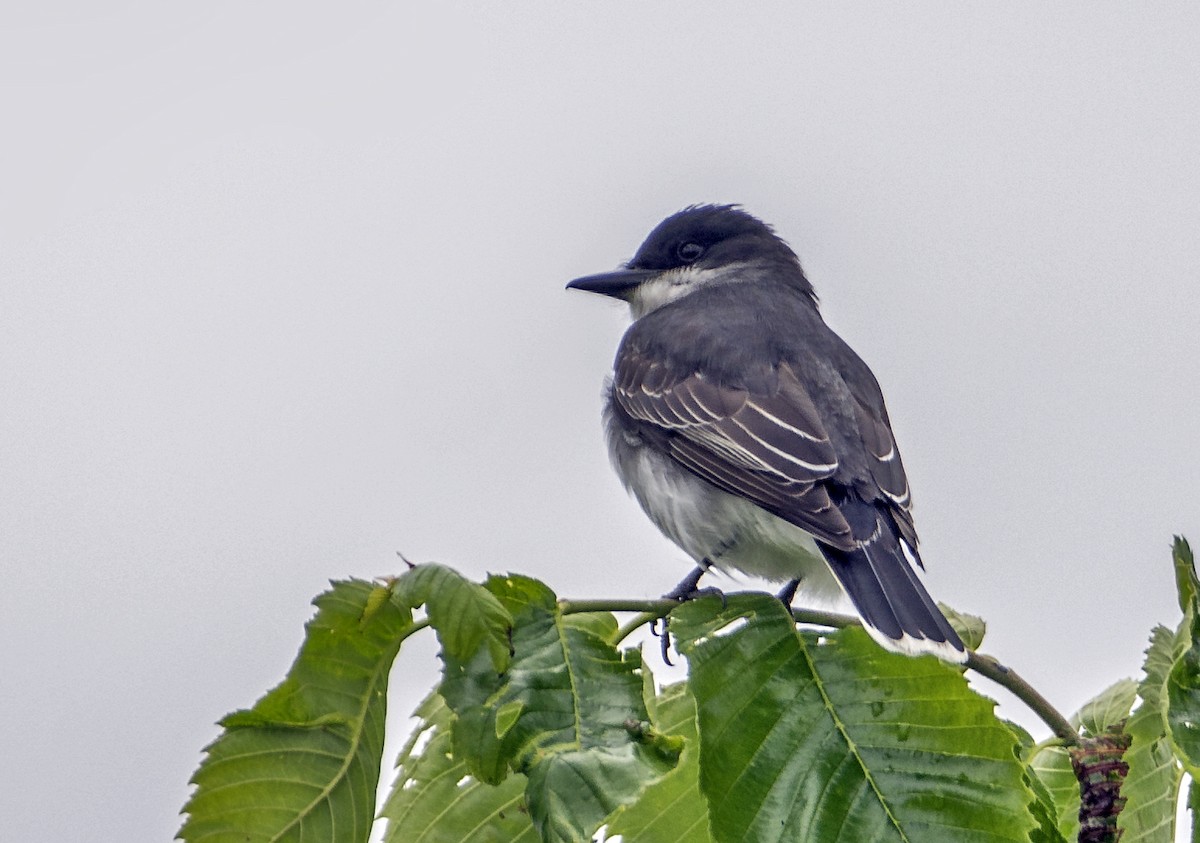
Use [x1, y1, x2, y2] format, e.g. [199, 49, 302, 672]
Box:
[613, 351, 860, 551]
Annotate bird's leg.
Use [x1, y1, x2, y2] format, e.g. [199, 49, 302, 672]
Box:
[663, 564, 724, 603]
[775, 578, 802, 608]
[663, 565, 704, 600]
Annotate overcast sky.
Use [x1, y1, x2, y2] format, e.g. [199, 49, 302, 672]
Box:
[3, 3, 1199, 841]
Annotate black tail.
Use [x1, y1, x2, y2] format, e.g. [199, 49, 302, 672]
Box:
[821, 510, 965, 662]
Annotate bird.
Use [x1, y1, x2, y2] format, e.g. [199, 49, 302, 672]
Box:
[567, 204, 965, 662]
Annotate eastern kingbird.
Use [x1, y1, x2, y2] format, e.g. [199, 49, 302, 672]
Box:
[568, 205, 965, 662]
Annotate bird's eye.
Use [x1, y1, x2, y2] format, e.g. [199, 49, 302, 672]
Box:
[676, 242, 705, 262]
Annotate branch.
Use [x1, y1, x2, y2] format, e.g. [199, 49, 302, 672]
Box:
[557, 595, 1079, 745]
[966, 651, 1078, 743]
[559, 598, 675, 647]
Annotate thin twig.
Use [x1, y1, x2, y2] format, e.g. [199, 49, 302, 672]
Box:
[556, 594, 1079, 744]
[559, 598, 676, 647]
[966, 651, 1078, 743]
[560, 598, 673, 615]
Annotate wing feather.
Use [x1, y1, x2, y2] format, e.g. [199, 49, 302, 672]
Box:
[614, 352, 864, 549]
[849, 396, 919, 554]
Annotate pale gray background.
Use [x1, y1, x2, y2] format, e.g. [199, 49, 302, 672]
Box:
[2, 3, 1198, 841]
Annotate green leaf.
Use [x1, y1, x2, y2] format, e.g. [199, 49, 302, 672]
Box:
[1119, 624, 1186, 841]
[361, 582, 395, 626]
[1170, 537, 1200, 774]
[486, 573, 558, 617]
[397, 563, 513, 672]
[1027, 745, 1080, 842]
[437, 574, 677, 842]
[938, 602, 987, 651]
[560, 611, 619, 640]
[180, 579, 413, 843]
[1072, 678, 1139, 737]
[524, 748, 668, 843]
[1175, 536, 1198, 616]
[452, 705, 511, 785]
[606, 683, 715, 843]
[1005, 719, 1036, 751]
[1027, 749, 1075, 840]
[503, 576, 676, 842]
[381, 692, 536, 843]
[496, 701, 524, 738]
[672, 593, 1036, 843]
[1167, 637, 1200, 775]
[1121, 543, 1197, 841]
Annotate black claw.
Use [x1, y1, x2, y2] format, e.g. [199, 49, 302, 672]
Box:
[647, 616, 675, 665]
[659, 620, 674, 666]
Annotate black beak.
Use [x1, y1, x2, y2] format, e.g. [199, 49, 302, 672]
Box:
[566, 267, 658, 299]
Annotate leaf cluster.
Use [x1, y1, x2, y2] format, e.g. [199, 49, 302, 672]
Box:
[180, 539, 1200, 842]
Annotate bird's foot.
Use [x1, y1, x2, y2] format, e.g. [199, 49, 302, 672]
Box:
[663, 565, 725, 604]
[651, 564, 726, 666]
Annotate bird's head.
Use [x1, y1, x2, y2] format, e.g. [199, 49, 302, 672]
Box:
[567, 204, 815, 318]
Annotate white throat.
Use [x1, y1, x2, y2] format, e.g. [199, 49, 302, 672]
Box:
[627, 265, 737, 319]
